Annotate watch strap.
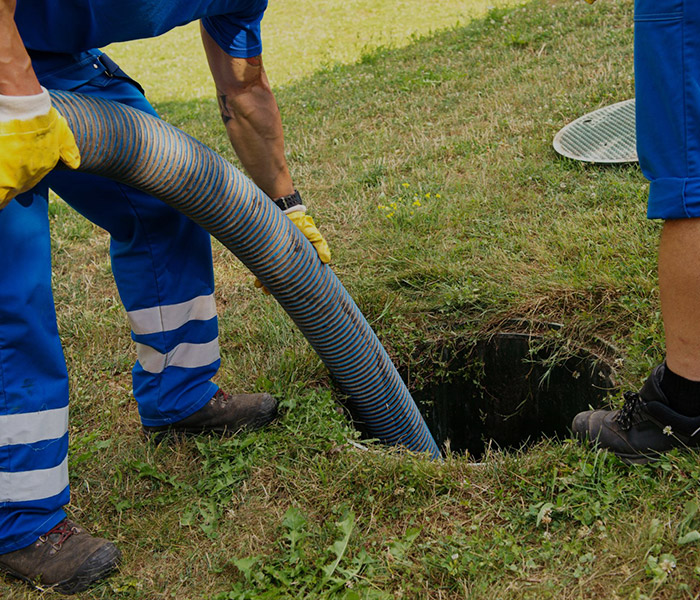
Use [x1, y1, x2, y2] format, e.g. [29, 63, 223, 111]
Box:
[273, 189, 303, 212]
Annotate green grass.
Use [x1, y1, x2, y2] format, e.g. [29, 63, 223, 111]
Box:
[5, 0, 700, 598]
[105, 0, 518, 95]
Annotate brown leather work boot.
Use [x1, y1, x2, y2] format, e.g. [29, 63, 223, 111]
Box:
[142, 389, 278, 438]
[0, 519, 121, 594]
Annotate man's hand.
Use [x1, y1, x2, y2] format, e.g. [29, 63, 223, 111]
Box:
[286, 209, 331, 264]
[254, 208, 331, 294]
[0, 89, 80, 208]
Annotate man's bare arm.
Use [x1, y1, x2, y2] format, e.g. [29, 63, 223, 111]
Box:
[200, 23, 294, 200]
[0, 0, 40, 95]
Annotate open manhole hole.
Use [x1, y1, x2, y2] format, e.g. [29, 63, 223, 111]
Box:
[411, 332, 618, 459]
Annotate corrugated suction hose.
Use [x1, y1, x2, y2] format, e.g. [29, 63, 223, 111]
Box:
[49, 90, 441, 460]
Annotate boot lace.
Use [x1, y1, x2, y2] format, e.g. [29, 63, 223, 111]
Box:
[614, 391, 646, 431]
[39, 520, 78, 551]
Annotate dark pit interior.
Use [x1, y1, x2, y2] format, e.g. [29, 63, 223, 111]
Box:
[410, 333, 617, 459]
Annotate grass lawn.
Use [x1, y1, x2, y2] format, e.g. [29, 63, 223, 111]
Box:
[105, 0, 518, 94]
[5, 0, 700, 598]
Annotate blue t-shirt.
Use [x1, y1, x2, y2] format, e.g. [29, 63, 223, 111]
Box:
[15, 0, 268, 58]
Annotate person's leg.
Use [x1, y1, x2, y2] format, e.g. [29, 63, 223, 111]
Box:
[0, 185, 70, 554]
[45, 74, 221, 425]
[634, 0, 700, 409]
[659, 219, 700, 382]
[0, 52, 270, 593]
[572, 0, 700, 462]
[0, 54, 132, 594]
[47, 174, 222, 425]
[46, 63, 275, 431]
[0, 185, 121, 594]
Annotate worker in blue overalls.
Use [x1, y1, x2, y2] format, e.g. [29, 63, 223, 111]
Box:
[0, 0, 330, 593]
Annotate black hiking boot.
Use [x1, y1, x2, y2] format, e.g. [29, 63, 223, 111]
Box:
[571, 364, 700, 464]
[143, 389, 278, 439]
[0, 519, 121, 594]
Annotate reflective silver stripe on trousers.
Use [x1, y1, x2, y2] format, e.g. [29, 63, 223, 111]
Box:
[0, 406, 69, 446]
[0, 457, 69, 503]
[127, 293, 217, 336]
[136, 338, 221, 374]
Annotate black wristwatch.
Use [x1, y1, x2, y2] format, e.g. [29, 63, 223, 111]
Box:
[273, 189, 303, 211]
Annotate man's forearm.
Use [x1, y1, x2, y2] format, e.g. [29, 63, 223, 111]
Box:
[201, 25, 294, 199]
[217, 70, 294, 199]
[200, 25, 331, 265]
[0, 0, 41, 96]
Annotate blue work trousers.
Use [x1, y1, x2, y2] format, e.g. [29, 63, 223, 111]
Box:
[0, 52, 220, 553]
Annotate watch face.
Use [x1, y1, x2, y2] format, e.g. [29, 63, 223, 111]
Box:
[275, 191, 301, 210]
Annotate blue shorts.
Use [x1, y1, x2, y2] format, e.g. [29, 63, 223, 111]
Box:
[635, 0, 700, 219]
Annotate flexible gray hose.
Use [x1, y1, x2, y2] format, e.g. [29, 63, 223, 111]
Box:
[50, 90, 441, 459]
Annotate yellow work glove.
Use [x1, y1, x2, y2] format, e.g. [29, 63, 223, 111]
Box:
[285, 209, 331, 264]
[0, 88, 80, 208]
[254, 205, 331, 294]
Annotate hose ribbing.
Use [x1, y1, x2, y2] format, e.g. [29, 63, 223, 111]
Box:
[50, 90, 441, 459]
